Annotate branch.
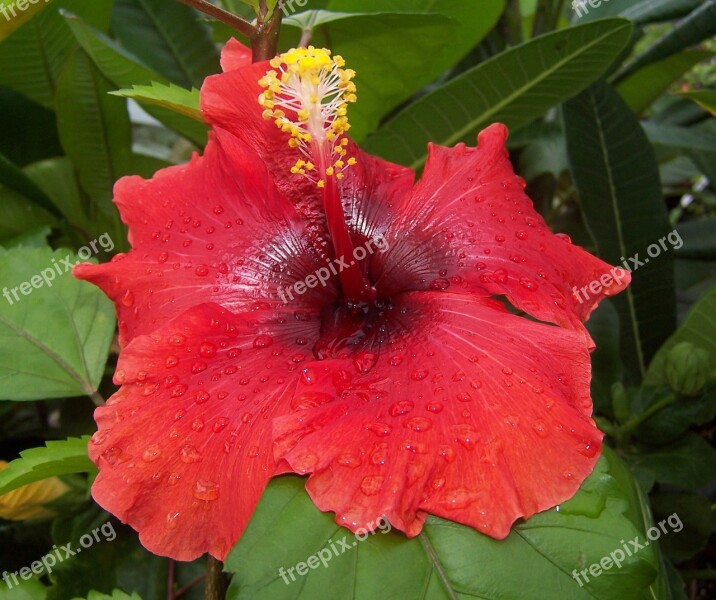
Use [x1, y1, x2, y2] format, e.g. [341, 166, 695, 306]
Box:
[203, 556, 229, 600]
[176, 0, 258, 39]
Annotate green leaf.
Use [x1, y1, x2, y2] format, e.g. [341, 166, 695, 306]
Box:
[681, 89, 716, 116]
[110, 83, 203, 122]
[0, 153, 62, 219]
[645, 284, 716, 386]
[282, 11, 458, 143]
[629, 433, 716, 489]
[619, 0, 716, 80]
[111, 0, 219, 89]
[563, 80, 675, 381]
[73, 592, 142, 600]
[226, 449, 663, 599]
[672, 219, 716, 260]
[0, 437, 93, 495]
[0, 0, 112, 108]
[617, 49, 713, 114]
[1, 227, 52, 249]
[578, 0, 703, 24]
[650, 492, 711, 563]
[55, 49, 132, 242]
[643, 121, 716, 154]
[0, 576, 47, 600]
[364, 18, 633, 169]
[0, 187, 58, 242]
[0, 0, 55, 42]
[0, 246, 115, 401]
[586, 300, 625, 412]
[63, 12, 208, 146]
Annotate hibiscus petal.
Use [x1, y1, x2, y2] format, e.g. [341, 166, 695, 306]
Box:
[274, 291, 601, 539]
[74, 128, 335, 344]
[220, 38, 252, 71]
[373, 124, 630, 334]
[89, 302, 321, 560]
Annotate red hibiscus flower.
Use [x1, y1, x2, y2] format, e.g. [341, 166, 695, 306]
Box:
[75, 40, 629, 561]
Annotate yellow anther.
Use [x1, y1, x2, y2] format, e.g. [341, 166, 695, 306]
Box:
[317, 180, 326, 188]
[326, 166, 335, 176]
[347, 157, 357, 166]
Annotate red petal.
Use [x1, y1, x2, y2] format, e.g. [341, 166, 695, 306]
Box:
[373, 124, 630, 335]
[220, 38, 252, 72]
[74, 129, 334, 344]
[89, 303, 321, 560]
[274, 291, 601, 538]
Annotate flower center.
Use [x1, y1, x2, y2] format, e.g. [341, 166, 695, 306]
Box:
[259, 47, 371, 303]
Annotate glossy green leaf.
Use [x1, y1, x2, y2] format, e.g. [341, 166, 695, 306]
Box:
[364, 18, 632, 168]
[619, 0, 716, 80]
[645, 284, 716, 386]
[63, 13, 208, 146]
[563, 80, 675, 381]
[0, 246, 115, 400]
[226, 449, 663, 599]
[110, 83, 203, 122]
[111, 0, 219, 89]
[617, 49, 713, 114]
[0, 0, 112, 108]
[0, 437, 93, 495]
[681, 89, 716, 116]
[283, 11, 457, 143]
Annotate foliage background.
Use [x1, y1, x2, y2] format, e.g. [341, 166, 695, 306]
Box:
[0, 0, 714, 598]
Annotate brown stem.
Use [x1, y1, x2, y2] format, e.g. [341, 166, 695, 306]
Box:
[251, 1, 283, 62]
[166, 560, 176, 600]
[176, 574, 206, 598]
[203, 556, 229, 600]
[176, 0, 258, 39]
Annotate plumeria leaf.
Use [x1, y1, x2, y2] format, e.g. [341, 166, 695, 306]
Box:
[673, 219, 716, 260]
[282, 11, 457, 143]
[643, 121, 716, 153]
[225, 449, 663, 599]
[681, 89, 716, 116]
[111, 0, 219, 89]
[364, 18, 632, 168]
[579, 0, 703, 24]
[0, 246, 115, 400]
[563, 80, 676, 381]
[110, 83, 203, 122]
[617, 49, 713, 114]
[645, 284, 716, 386]
[0, 0, 54, 42]
[0, 437, 93, 495]
[0, 0, 112, 108]
[0, 153, 62, 219]
[63, 12, 208, 146]
[618, 0, 716, 80]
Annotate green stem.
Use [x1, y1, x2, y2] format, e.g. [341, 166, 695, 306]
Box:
[618, 394, 677, 438]
[251, 1, 283, 62]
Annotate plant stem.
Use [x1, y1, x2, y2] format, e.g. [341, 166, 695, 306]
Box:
[618, 394, 677, 438]
[176, 0, 257, 39]
[251, 1, 283, 62]
[203, 556, 228, 600]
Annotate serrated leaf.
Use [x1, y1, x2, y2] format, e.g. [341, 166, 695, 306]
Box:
[226, 449, 664, 599]
[645, 284, 716, 386]
[364, 18, 632, 169]
[73, 592, 142, 600]
[110, 83, 202, 122]
[617, 49, 713, 114]
[0, 437, 93, 495]
[63, 12, 208, 146]
[563, 80, 675, 381]
[619, 0, 716, 80]
[0, 0, 112, 108]
[681, 89, 716, 116]
[111, 0, 219, 89]
[0, 246, 115, 400]
[0, 576, 47, 600]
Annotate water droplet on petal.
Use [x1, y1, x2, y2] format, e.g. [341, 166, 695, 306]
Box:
[253, 335, 273, 348]
[389, 400, 414, 416]
[180, 445, 202, 463]
[365, 422, 392, 437]
[199, 342, 216, 358]
[166, 511, 180, 529]
[411, 369, 428, 381]
[353, 351, 378, 374]
[122, 290, 135, 307]
[193, 480, 219, 501]
[426, 401, 443, 413]
[405, 416, 433, 432]
[360, 475, 383, 496]
[519, 277, 538, 291]
[165, 355, 179, 368]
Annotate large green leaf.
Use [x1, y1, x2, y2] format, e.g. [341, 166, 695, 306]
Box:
[0, 246, 115, 400]
[0, 0, 112, 108]
[282, 11, 457, 143]
[578, 0, 703, 24]
[643, 121, 716, 153]
[681, 89, 716, 116]
[0, 0, 56, 42]
[111, 0, 219, 89]
[563, 81, 675, 381]
[0, 437, 93, 495]
[672, 219, 716, 261]
[617, 49, 713, 114]
[55, 50, 131, 244]
[619, 0, 716, 80]
[645, 284, 716, 386]
[226, 449, 663, 599]
[0, 187, 58, 242]
[0, 153, 62, 219]
[63, 13, 208, 146]
[364, 18, 632, 169]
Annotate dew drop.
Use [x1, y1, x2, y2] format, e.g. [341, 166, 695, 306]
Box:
[165, 355, 179, 368]
[253, 335, 273, 348]
[213, 417, 229, 433]
[389, 400, 414, 416]
[365, 422, 392, 437]
[405, 416, 433, 432]
[360, 475, 383, 496]
[195, 265, 209, 277]
[426, 401, 443, 413]
[180, 445, 202, 463]
[122, 290, 135, 307]
[193, 480, 219, 501]
[199, 342, 217, 358]
[142, 444, 161, 462]
[410, 369, 428, 381]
